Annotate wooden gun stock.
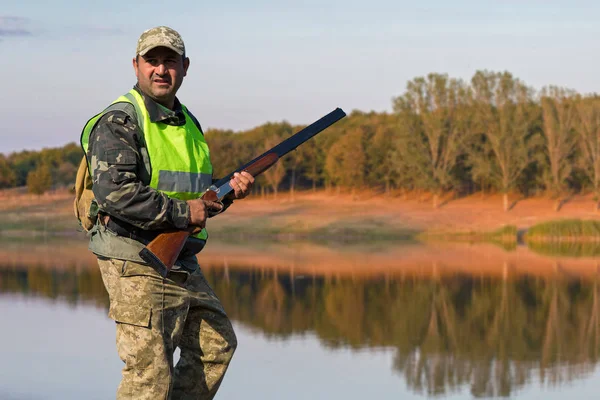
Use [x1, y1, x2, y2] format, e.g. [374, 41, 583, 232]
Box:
[139, 153, 279, 277]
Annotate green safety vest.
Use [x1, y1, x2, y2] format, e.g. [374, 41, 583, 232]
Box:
[80, 89, 212, 240]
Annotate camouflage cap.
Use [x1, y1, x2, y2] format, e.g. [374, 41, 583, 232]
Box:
[136, 26, 185, 57]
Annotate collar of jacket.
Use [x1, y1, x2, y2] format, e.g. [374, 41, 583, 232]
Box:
[133, 84, 186, 125]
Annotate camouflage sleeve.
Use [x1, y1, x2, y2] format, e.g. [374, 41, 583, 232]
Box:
[87, 111, 190, 230]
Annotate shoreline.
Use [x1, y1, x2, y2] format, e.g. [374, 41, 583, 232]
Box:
[2, 189, 600, 238]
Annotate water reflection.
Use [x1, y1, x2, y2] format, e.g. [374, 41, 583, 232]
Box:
[203, 267, 600, 397]
[2, 242, 600, 398]
[0, 264, 108, 308]
[528, 241, 600, 258]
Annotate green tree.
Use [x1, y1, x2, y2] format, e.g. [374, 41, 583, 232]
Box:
[205, 129, 248, 178]
[60, 142, 84, 166]
[575, 96, 600, 211]
[54, 162, 78, 187]
[0, 156, 16, 188]
[285, 128, 305, 199]
[325, 127, 366, 191]
[262, 135, 286, 197]
[470, 70, 540, 211]
[27, 163, 53, 194]
[367, 122, 398, 193]
[9, 150, 38, 187]
[298, 138, 324, 192]
[393, 73, 472, 208]
[540, 87, 579, 209]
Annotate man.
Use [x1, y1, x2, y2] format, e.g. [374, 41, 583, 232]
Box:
[79, 26, 253, 399]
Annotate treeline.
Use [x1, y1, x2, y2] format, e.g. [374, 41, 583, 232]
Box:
[207, 70, 600, 211]
[0, 143, 81, 194]
[3, 70, 600, 210]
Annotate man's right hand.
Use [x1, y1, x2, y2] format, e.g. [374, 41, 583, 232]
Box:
[187, 198, 224, 229]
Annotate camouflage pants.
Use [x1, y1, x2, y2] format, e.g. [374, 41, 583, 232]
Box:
[97, 258, 237, 400]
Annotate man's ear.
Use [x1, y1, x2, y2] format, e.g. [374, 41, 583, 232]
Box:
[132, 57, 139, 79]
[183, 57, 190, 77]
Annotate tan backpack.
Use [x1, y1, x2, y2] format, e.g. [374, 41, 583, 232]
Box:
[73, 156, 98, 231]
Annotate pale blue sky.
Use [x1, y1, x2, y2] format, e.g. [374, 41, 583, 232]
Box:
[1, 1, 599, 153]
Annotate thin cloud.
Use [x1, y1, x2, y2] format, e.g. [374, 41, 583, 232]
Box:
[0, 15, 33, 37]
[86, 25, 125, 35]
[0, 28, 32, 37]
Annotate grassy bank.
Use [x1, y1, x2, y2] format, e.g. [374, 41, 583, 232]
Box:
[424, 220, 600, 252]
[525, 219, 600, 242]
[207, 215, 418, 244]
[0, 198, 79, 236]
[418, 225, 518, 250]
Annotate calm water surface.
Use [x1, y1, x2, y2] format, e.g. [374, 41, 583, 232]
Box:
[2, 239, 600, 399]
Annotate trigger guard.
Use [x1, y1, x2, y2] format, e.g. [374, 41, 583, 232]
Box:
[207, 200, 225, 218]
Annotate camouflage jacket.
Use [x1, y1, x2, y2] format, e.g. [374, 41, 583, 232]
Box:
[86, 85, 230, 268]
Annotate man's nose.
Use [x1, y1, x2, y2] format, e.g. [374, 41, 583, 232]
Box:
[155, 63, 167, 75]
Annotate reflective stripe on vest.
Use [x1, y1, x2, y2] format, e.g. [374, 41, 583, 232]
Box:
[157, 171, 213, 193]
[80, 89, 211, 240]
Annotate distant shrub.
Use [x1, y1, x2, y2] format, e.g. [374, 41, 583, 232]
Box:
[27, 164, 53, 195]
[526, 219, 600, 240]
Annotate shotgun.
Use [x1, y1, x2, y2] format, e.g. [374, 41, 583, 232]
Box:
[139, 107, 347, 276]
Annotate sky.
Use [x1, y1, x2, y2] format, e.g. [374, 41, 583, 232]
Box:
[1, 0, 599, 154]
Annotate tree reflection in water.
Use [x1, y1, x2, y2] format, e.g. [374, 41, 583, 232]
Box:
[2, 260, 600, 397]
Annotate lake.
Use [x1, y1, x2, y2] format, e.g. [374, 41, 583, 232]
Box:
[2, 238, 600, 399]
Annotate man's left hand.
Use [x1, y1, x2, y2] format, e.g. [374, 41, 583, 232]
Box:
[230, 171, 254, 199]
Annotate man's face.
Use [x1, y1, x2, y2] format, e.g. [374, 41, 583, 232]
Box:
[133, 46, 189, 107]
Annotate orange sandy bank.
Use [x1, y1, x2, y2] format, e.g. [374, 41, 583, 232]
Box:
[2, 189, 600, 234]
[208, 190, 600, 234]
